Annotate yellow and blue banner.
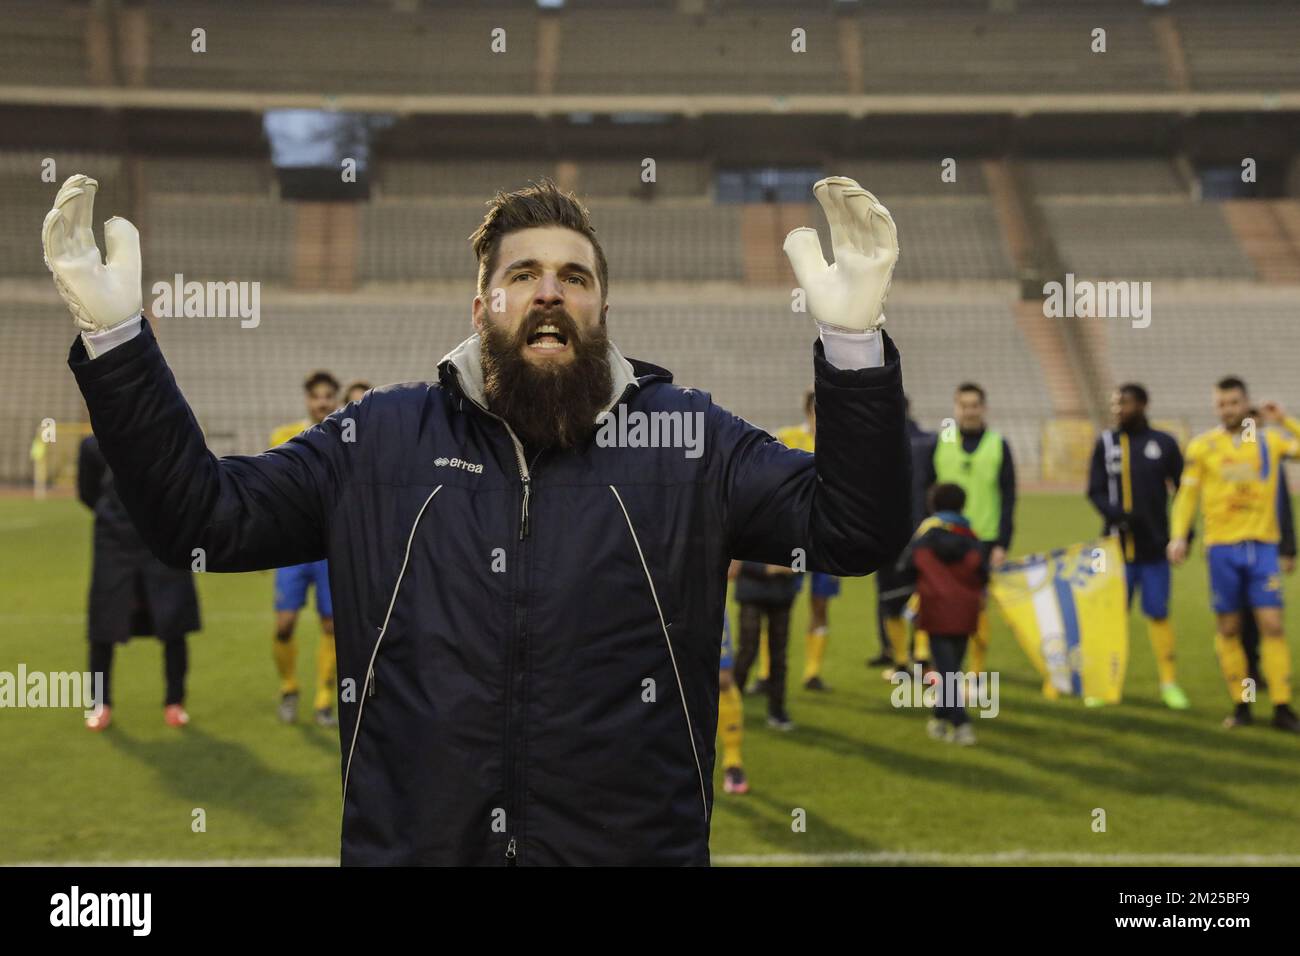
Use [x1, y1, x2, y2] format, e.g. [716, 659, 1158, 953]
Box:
[989, 536, 1129, 703]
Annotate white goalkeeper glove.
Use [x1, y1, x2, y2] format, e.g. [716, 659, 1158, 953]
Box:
[783, 176, 898, 335]
[42, 174, 142, 341]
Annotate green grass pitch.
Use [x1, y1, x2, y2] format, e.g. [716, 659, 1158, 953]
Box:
[2, 493, 1299, 864]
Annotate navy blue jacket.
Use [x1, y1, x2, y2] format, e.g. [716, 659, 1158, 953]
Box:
[69, 319, 910, 865]
[1087, 422, 1183, 563]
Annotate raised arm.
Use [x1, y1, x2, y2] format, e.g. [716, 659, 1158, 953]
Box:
[715, 176, 911, 574]
[713, 338, 910, 575]
[47, 174, 354, 572]
[1259, 402, 1300, 458]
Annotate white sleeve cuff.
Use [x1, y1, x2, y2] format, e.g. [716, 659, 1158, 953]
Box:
[819, 325, 884, 370]
[81, 313, 144, 359]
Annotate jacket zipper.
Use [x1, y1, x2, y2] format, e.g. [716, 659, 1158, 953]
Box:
[455, 377, 637, 865]
[459, 376, 636, 543]
[501, 424, 532, 864]
[454, 391, 535, 863]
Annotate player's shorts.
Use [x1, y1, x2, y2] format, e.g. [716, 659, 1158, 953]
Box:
[274, 560, 333, 617]
[719, 612, 734, 671]
[809, 572, 840, 598]
[1207, 541, 1282, 615]
[1124, 560, 1171, 620]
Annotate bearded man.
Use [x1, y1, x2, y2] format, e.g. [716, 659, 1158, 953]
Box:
[47, 172, 910, 865]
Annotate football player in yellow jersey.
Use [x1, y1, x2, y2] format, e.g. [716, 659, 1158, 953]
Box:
[269, 370, 341, 727]
[1168, 376, 1300, 732]
[776, 388, 839, 692]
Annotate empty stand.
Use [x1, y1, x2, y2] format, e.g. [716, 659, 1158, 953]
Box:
[145, 3, 537, 94]
[883, 293, 1051, 479]
[160, 297, 470, 456]
[575, 160, 712, 199]
[855, 3, 1170, 94]
[554, 10, 844, 95]
[2, 297, 92, 481]
[8, 0, 1298, 100]
[1026, 159, 1186, 197]
[377, 160, 559, 199]
[143, 194, 293, 285]
[1222, 200, 1300, 283]
[0, 2, 89, 87]
[1177, 0, 1300, 92]
[141, 157, 273, 196]
[826, 159, 988, 198]
[1042, 199, 1255, 280]
[358, 201, 487, 283]
[748, 196, 1013, 285]
[0, 153, 127, 279]
[583, 201, 744, 281]
[1101, 290, 1299, 433]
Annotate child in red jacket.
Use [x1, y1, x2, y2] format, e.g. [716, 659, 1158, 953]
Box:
[898, 483, 989, 744]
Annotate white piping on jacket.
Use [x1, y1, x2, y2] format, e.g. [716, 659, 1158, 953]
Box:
[608, 484, 710, 824]
[342, 484, 443, 804]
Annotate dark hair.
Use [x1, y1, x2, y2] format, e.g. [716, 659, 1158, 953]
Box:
[469, 178, 609, 304]
[345, 380, 372, 397]
[803, 387, 815, 416]
[1216, 375, 1248, 394]
[930, 482, 966, 514]
[955, 382, 986, 403]
[304, 370, 340, 394]
[1118, 382, 1148, 405]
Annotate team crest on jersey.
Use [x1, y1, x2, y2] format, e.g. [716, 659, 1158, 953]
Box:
[1144, 440, 1161, 460]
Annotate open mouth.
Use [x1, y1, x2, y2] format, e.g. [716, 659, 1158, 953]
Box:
[526, 324, 570, 351]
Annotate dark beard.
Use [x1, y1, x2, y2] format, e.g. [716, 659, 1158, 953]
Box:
[479, 307, 613, 453]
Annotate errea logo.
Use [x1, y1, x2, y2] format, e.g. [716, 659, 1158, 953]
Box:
[434, 456, 484, 474]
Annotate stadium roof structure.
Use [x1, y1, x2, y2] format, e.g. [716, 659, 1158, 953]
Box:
[4, 0, 1299, 119]
[6, 87, 1300, 118]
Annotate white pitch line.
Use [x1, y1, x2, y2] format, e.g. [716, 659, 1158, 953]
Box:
[712, 850, 1300, 866]
[8, 850, 1300, 867]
